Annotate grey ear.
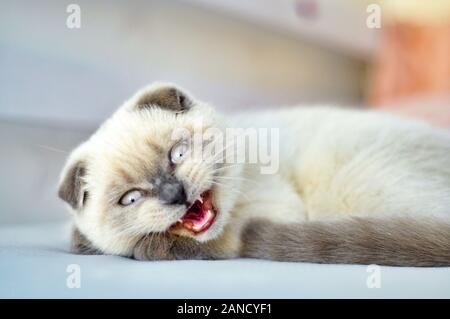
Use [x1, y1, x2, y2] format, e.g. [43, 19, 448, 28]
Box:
[71, 227, 101, 255]
[58, 160, 87, 210]
[136, 86, 192, 112]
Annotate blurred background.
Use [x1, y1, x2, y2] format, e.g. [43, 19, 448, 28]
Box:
[0, 0, 449, 225]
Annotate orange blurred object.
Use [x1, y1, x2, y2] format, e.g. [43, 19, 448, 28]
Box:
[369, 23, 450, 107]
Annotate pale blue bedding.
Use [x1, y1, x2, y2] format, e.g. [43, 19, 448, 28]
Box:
[1, 223, 449, 298]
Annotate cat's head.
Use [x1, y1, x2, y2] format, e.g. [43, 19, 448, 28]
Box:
[58, 83, 242, 256]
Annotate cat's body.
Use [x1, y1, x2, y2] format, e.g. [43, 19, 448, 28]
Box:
[59, 83, 450, 266]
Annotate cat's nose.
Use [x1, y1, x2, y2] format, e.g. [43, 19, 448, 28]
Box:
[159, 180, 187, 205]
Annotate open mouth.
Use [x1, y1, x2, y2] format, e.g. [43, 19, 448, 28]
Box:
[171, 190, 217, 234]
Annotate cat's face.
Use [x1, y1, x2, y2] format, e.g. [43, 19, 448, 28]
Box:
[58, 83, 242, 256]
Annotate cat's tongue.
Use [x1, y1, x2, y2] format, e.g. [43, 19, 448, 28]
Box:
[176, 190, 216, 234]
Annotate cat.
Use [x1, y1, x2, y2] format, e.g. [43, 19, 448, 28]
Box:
[58, 82, 450, 266]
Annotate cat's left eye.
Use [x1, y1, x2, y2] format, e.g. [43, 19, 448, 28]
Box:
[119, 190, 143, 206]
[170, 140, 189, 165]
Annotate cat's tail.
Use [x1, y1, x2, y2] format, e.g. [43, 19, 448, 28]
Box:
[241, 217, 450, 266]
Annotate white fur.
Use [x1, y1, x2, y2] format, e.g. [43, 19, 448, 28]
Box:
[59, 83, 450, 256]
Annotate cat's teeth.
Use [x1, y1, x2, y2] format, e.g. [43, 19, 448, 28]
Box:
[198, 197, 203, 204]
[178, 219, 183, 223]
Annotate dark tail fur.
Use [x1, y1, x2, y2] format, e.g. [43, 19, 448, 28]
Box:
[241, 217, 450, 267]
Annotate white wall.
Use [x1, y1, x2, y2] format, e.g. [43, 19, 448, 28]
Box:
[0, 121, 91, 224]
[184, 0, 378, 59]
[0, 0, 365, 224]
[0, 0, 365, 128]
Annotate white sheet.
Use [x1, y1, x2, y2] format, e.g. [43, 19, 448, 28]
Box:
[1, 223, 449, 298]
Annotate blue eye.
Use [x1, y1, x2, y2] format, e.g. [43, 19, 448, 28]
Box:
[170, 140, 189, 164]
[120, 190, 143, 206]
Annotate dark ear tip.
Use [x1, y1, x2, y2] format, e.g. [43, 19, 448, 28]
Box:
[135, 85, 192, 112]
[177, 90, 192, 109]
[58, 161, 87, 210]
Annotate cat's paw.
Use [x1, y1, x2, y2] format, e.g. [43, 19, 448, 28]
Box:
[132, 232, 227, 261]
[133, 233, 176, 260]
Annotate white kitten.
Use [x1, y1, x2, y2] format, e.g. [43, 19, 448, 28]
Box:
[59, 83, 450, 266]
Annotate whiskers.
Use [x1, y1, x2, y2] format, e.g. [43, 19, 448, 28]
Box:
[203, 136, 238, 168]
[215, 174, 260, 186]
[208, 178, 251, 202]
[36, 144, 69, 154]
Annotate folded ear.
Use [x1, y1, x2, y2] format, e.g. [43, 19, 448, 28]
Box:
[135, 84, 193, 113]
[58, 154, 88, 210]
